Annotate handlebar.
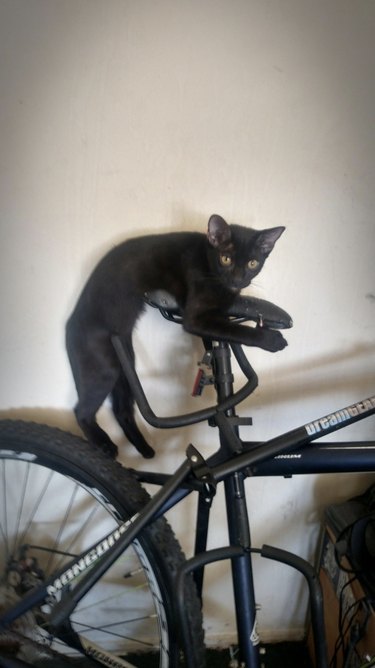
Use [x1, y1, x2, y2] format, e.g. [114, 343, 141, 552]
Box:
[111, 291, 292, 431]
[111, 335, 258, 429]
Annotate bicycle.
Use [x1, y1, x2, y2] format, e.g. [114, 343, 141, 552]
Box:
[0, 291, 374, 668]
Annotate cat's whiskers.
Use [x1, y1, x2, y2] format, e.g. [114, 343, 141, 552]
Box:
[249, 280, 265, 291]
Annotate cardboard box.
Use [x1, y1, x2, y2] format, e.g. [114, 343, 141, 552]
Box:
[309, 528, 375, 668]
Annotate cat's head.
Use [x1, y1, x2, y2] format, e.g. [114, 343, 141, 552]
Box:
[207, 214, 285, 292]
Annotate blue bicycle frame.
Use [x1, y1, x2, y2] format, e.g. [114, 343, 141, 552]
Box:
[1, 292, 374, 668]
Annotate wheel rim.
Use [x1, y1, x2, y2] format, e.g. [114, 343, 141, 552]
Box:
[0, 452, 171, 667]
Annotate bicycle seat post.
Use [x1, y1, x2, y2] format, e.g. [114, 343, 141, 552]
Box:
[212, 341, 236, 413]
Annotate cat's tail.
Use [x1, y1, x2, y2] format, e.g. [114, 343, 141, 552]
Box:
[111, 344, 155, 459]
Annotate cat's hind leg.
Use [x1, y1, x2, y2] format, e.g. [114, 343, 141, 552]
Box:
[74, 386, 119, 459]
[111, 351, 155, 459]
[66, 326, 120, 458]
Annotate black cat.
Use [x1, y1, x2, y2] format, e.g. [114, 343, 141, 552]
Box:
[66, 214, 286, 458]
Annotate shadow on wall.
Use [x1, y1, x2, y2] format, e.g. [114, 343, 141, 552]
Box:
[246, 341, 375, 408]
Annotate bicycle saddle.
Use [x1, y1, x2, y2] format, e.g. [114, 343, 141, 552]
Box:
[143, 290, 293, 330]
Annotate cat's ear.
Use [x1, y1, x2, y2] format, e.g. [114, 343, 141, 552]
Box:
[256, 226, 285, 254]
[207, 214, 232, 248]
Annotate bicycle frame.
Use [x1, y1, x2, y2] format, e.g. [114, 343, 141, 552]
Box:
[1, 337, 374, 668]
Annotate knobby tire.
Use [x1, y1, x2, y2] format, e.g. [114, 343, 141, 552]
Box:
[0, 420, 205, 668]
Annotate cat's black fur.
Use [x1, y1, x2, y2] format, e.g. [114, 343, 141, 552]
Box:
[66, 214, 286, 459]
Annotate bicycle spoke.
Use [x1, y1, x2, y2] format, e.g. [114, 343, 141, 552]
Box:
[70, 618, 157, 648]
[44, 482, 80, 574]
[18, 467, 55, 548]
[2, 466, 165, 661]
[52, 500, 100, 574]
[0, 460, 8, 561]
[74, 580, 150, 616]
[11, 461, 31, 559]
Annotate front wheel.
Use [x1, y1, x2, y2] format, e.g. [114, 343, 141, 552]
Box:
[0, 420, 205, 667]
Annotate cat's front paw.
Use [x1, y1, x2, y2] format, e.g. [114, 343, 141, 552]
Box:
[259, 328, 288, 352]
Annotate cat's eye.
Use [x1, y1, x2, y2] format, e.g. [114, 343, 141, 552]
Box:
[219, 254, 233, 267]
[248, 259, 259, 270]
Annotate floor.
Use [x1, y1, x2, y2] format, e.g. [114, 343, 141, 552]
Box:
[28, 642, 312, 667]
[124, 643, 312, 667]
[205, 643, 312, 667]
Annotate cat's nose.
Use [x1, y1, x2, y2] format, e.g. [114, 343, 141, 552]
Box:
[233, 279, 249, 291]
[232, 271, 249, 289]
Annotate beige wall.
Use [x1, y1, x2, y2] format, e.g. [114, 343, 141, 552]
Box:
[1, 0, 374, 644]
